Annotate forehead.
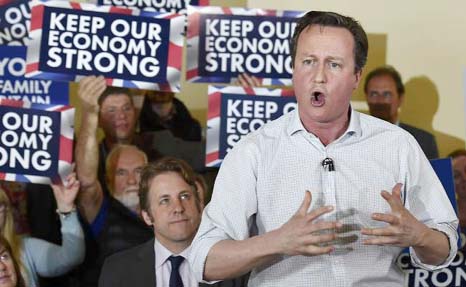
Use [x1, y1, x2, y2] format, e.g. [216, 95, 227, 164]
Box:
[101, 94, 132, 108]
[296, 25, 355, 59]
[149, 172, 191, 198]
[453, 155, 466, 168]
[115, 149, 146, 169]
[367, 74, 397, 90]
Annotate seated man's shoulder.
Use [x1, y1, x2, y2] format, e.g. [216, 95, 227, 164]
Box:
[103, 238, 153, 266]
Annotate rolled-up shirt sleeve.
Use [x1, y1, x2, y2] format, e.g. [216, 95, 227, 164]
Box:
[189, 136, 260, 282]
[403, 135, 459, 270]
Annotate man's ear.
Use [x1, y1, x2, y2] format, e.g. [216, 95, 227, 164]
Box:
[141, 210, 153, 226]
[354, 69, 362, 90]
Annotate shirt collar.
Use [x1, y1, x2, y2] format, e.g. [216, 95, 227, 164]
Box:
[154, 238, 191, 269]
[287, 107, 362, 139]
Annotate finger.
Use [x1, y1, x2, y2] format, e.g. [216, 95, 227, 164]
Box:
[302, 233, 338, 245]
[296, 190, 312, 216]
[391, 183, 403, 200]
[250, 76, 261, 87]
[361, 226, 396, 237]
[380, 190, 402, 212]
[306, 205, 334, 222]
[302, 245, 335, 256]
[363, 236, 399, 246]
[243, 74, 255, 87]
[237, 74, 249, 88]
[371, 213, 399, 225]
[309, 221, 342, 233]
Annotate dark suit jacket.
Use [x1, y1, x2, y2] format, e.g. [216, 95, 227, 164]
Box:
[399, 122, 439, 159]
[99, 239, 249, 287]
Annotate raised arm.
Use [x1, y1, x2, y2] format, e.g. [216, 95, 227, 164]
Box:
[75, 75, 106, 223]
[24, 172, 85, 278]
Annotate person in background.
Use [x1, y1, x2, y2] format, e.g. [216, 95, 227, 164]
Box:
[139, 90, 202, 141]
[0, 172, 84, 287]
[0, 235, 26, 287]
[364, 66, 439, 159]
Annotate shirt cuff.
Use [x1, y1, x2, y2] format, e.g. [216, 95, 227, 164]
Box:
[409, 222, 459, 270]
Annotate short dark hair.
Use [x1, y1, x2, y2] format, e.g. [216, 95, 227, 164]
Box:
[138, 157, 199, 212]
[364, 66, 405, 96]
[291, 11, 368, 72]
[449, 149, 466, 159]
[98, 86, 134, 107]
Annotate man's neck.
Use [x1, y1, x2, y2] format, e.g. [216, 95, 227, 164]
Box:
[300, 110, 351, 146]
[157, 237, 192, 255]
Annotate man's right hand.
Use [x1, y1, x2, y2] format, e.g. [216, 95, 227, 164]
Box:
[78, 75, 106, 114]
[272, 190, 341, 256]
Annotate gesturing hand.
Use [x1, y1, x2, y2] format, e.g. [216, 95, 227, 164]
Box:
[52, 171, 80, 213]
[274, 191, 341, 256]
[361, 183, 429, 247]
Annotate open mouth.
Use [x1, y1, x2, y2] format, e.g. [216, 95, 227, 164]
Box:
[311, 91, 325, 107]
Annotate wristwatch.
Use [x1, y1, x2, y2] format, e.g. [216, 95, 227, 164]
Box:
[56, 207, 77, 219]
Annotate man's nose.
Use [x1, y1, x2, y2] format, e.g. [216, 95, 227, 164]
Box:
[172, 198, 185, 213]
[313, 63, 327, 84]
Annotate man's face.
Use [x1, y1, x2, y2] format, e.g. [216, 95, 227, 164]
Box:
[109, 148, 145, 212]
[292, 25, 361, 129]
[142, 172, 201, 248]
[146, 91, 174, 119]
[99, 94, 136, 142]
[365, 74, 403, 123]
[0, 247, 17, 287]
[453, 155, 466, 199]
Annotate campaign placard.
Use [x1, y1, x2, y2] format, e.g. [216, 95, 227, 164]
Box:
[187, 6, 303, 85]
[206, 85, 296, 167]
[0, 45, 69, 105]
[96, 0, 209, 14]
[0, 100, 74, 185]
[397, 157, 464, 287]
[0, 0, 31, 45]
[26, 0, 184, 92]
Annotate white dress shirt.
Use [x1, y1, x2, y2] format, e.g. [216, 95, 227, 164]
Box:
[189, 108, 458, 287]
[155, 239, 198, 287]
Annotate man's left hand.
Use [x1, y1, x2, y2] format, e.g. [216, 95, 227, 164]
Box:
[361, 183, 429, 247]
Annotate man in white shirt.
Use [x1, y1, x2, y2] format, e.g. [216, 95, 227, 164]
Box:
[188, 10, 458, 287]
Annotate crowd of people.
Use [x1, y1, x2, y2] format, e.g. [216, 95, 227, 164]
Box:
[0, 8, 464, 287]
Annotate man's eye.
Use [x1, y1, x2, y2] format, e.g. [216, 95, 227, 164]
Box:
[303, 59, 314, 65]
[329, 62, 341, 69]
[382, 92, 392, 98]
[180, 193, 191, 200]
